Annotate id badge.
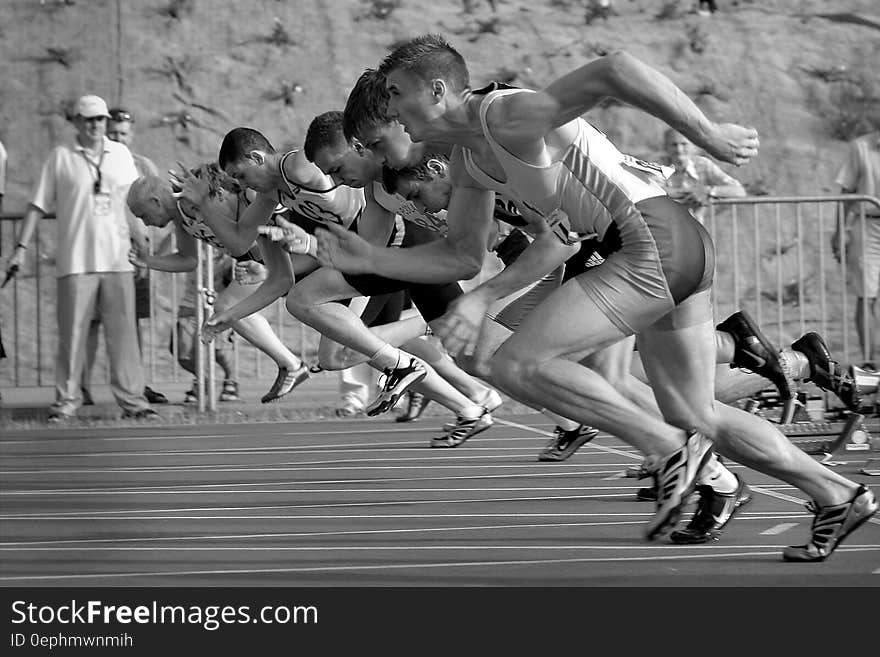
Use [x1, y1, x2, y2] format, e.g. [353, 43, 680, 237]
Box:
[94, 192, 111, 216]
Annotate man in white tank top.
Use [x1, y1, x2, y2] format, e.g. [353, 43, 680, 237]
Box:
[316, 35, 875, 561]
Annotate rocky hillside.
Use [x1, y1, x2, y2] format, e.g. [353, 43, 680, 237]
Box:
[1, 0, 878, 208]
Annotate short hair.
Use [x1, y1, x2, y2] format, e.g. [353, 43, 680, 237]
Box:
[378, 34, 469, 93]
[343, 69, 391, 141]
[219, 127, 275, 169]
[381, 153, 449, 195]
[127, 175, 165, 214]
[303, 111, 346, 162]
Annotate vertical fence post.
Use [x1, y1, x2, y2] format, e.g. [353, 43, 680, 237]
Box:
[195, 241, 205, 413]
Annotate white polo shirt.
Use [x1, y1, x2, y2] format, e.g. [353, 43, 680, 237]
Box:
[30, 137, 139, 277]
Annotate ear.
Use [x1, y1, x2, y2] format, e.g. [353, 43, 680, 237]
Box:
[430, 79, 447, 102]
[247, 150, 265, 165]
[351, 139, 365, 155]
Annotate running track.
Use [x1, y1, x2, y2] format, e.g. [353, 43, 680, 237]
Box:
[1, 414, 878, 586]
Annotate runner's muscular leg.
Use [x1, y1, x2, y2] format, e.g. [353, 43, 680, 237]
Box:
[490, 280, 687, 458]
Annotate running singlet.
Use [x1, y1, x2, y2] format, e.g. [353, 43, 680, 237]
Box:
[277, 150, 365, 228]
[371, 182, 448, 236]
[462, 83, 667, 246]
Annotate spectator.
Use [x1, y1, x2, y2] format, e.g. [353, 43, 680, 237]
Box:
[80, 106, 169, 405]
[661, 128, 746, 223]
[5, 94, 157, 422]
[833, 129, 880, 370]
[173, 253, 240, 403]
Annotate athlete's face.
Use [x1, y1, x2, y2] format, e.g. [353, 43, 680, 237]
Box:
[358, 121, 416, 170]
[395, 171, 451, 213]
[224, 154, 274, 193]
[130, 196, 171, 228]
[385, 69, 441, 143]
[312, 141, 378, 189]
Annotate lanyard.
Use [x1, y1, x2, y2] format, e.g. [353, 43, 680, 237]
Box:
[80, 146, 106, 195]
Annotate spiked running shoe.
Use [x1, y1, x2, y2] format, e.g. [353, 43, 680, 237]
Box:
[791, 332, 862, 412]
[261, 364, 310, 404]
[782, 485, 878, 562]
[537, 425, 600, 462]
[395, 391, 431, 423]
[366, 357, 428, 417]
[717, 310, 793, 400]
[669, 475, 753, 544]
[644, 432, 715, 541]
[430, 410, 493, 448]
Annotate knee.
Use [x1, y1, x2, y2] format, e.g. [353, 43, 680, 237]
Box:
[490, 345, 536, 395]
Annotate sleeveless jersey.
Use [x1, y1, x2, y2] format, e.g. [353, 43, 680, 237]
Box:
[277, 150, 365, 228]
[371, 182, 449, 236]
[462, 84, 666, 246]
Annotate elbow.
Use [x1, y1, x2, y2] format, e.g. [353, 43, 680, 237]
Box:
[456, 257, 483, 282]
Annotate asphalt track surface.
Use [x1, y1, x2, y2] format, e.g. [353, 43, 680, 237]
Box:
[1, 413, 878, 586]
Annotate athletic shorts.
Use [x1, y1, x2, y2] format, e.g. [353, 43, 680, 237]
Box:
[342, 222, 463, 323]
[572, 195, 715, 334]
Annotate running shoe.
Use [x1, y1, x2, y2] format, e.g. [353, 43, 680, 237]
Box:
[183, 382, 198, 404]
[791, 332, 861, 412]
[644, 432, 715, 541]
[122, 408, 161, 421]
[395, 391, 430, 423]
[669, 475, 753, 544]
[366, 357, 427, 417]
[261, 363, 310, 404]
[537, 425, 600, 462]
[81, 386, 94, 406]
[219, 379, 240, 402]
[430, 410, 493, 448]
[717, 310, 793, 400]
[783, 485, 878, 562]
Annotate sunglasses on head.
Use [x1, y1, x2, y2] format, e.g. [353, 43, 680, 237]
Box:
[109, 110, 133, 122]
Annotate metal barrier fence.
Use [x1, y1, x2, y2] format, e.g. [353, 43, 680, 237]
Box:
[705, 195, 879, 366]
[1, 195, 878, 398]
[0, 214, 320, 398]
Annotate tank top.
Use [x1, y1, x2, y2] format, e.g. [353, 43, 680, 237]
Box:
[277, 150, 366, 228]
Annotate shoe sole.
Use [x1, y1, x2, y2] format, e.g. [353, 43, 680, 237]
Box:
[537, 428, 600, 462]
[366, 369, 427, 417]
[645, 437, 715, 541]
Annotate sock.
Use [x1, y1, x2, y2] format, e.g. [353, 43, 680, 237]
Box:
[780, 349, 810, 381]
[458, 403, 484, 420]
[541, 409, 579, 433]
[368, 343, 402, 371]
[697, 455, 738, 494]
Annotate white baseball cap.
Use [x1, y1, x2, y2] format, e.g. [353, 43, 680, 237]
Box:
[74, 94, 110, 119]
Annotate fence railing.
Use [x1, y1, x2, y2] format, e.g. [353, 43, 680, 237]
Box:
[705, 195, 878, 366]
[2, 194, 877, 397]
[0, 213, 321, 397]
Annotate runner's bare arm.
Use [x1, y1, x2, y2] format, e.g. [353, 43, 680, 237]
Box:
[494, 51, 758, 166]
[316, 149, 494, 283]
[133, 222, 198, 272]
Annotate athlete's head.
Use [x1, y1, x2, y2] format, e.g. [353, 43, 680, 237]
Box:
[381, 153, 451, 213]
[304, 111, 380, 188]
[127, 175, 172, 228]
[664, 129, 692, 168]
[378, 34, 470, 142]
[219, 127, 277, 192]
[343, 69, 417, 169]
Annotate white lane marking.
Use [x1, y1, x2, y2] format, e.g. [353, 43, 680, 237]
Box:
[0, 550, 834, 582]
[760, 523, 800, 535]
[0, 520, 646, 546]
[0, 511, 809, 521]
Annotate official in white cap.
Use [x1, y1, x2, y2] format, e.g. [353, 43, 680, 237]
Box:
[5, 94, 157, 421]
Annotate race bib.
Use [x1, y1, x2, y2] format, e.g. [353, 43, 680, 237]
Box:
[93, 192, 111, 216]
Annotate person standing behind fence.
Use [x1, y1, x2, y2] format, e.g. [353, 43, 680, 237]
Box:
[833, 129, 880, 371]
[0, 137, 7, 215]
[5, 94, 157, 422]
[662, 129, 745, 223]
[80, 106, 170, 405]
